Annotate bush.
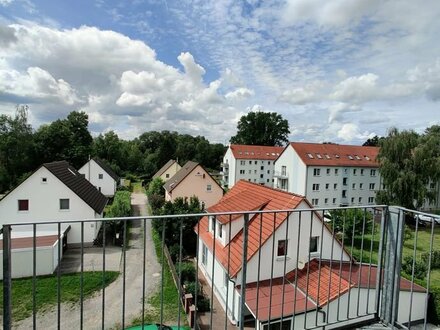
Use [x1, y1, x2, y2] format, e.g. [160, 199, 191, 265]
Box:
[147, 177, 165, 197]
[421, 250, 440, 269]
[149, 194, 165, 215]
[197, 296, 211, 312]
[169, 244, 186, 263]
[176, 262, 195, 283]
[402, 255, 427, 280]
[329, 209, 373, 241]
[184, 281, 200, 297]
[427, 285, 440, 325]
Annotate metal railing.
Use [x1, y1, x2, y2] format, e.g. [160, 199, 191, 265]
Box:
[1, 206, 439, 330]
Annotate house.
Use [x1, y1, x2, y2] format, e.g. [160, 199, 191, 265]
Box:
[153, 159, 181, 182]
[78, 157, 119, 197]
[0, 160, 108, 245]
[195, 181, 426, 329]
[163, 161, 223, 208]
[221, 144, 284, 189]
[274, 143, 381, 208]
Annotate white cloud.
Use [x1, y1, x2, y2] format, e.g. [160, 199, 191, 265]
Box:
[337, 123, 375, 142]
[0, 0, 13, 6]
[225, 87, 254, 101]
[331, 73, 379, 103]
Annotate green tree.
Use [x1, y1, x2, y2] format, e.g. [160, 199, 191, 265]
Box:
[230, 111, 290, 146]
[329, 208, 373, 241]
[65, 111, 93, 168]
[0, 105, 35, 192]
[147, 177, 165, 197]
[362, 135, 384, 146]
[376, 127, 440, 209]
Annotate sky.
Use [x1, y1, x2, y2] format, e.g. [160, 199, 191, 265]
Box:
[0, 0, 439, 145]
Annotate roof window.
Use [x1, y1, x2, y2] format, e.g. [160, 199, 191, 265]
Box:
[307, 153, 314, 159]
[348, 155, 354, 160]
[355, 155, 361, 160]
[325, 154, 331, 159]
[335, 154, 340, 158]
[365, 156, 370, 160]
[316, 154, 322, 159]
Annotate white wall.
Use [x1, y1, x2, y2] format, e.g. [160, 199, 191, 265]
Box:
[79, 159, 117, 197]
[0, 167, 102, 243]
[0, 240, 62, 279]
[274, 146, 307, 194]
[236, 201, 351, 284]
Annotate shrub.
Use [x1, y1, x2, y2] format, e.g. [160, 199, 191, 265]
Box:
[176, 262, 195, 283]
[427, 285, 440, 325]
[329, 209, 373, 241]
[421, 250, 440, 269]
[197, 296, 211, 312]
[184, 281, 200, 297]
[169, 244, 187, 263]
[401, 255, 427, 280]
[149, 194, 165, 215]
[147, 177, 165, 197]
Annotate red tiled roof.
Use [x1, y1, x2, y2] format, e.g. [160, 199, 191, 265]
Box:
[289, 142, 379, 167]
[197, 180, 306, 277]
[230, 144, 284, 160]
[0, 235, 59, 250]
[243, 277, 317, 321]
[243, 259, 425, 321]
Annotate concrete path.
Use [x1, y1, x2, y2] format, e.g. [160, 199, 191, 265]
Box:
[14, 192, 160, 330]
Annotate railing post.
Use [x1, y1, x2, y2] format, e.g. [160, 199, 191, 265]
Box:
[239, 213, 249, 330]
[3, 224, 12, 330]
[380, 207, 404, 326]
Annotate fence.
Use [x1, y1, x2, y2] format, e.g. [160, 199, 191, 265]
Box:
[1, 206, 440, 330]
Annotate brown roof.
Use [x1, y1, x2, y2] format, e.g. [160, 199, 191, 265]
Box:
[289, 142, 379, 167]
[153, 159, 178, 179]
[0, 235, 59, 250]
[163, 161, 199, 192]
[45, 161, 108, 213]
[230, 144, 284, 160]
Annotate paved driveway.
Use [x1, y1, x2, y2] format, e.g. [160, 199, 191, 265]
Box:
[14, 192, 160, 330]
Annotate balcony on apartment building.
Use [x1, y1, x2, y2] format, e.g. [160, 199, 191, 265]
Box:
[273, 170, 288, 179]
[1, 206, 439, 330]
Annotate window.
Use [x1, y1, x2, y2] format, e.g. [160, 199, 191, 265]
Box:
[361, 169, 364, 175]
[263, 320, 292, 330]
[343, 177, 348, 186]
[312, 183, 320, 191]
[342, 190, 347, 198]
[360, 183, 364, 190]
[370, 169, 376, 176]
[369, 183, 375, 190]
[307, 153, 314, 159]
[98, 173, 103, 179]
[333, 198, 337, 204]
[254, 161, 257, 164]
[209, 216, 215, 232]
[325, 183, 329, 190]
[207, 184, 212, 192]
[240, 169, 245, 174]
[351, 197, 354, 203]
[218, 223, 223, 238]
[335, 169, 339, 175]
[334, 183, 337, 190]
[267, 170, 270, 174]
[248, 160, 252, 165]
[324, 198, 328, 204]
[60, 198, 70, 210]
[166, 173, 170, 178]
[261, 166, 264, 170]
[260, 174, 264, 178]
[359, 197, 362, 203]
[248, 170, 251, 174]
[368, 197, 375, 204]
[344, 168, 348, 174]
[352, 183, 356, 189]
[202, 244, 208, 265]
[41, 177, 47, 183]
[267, 179, 269, 182]
[353, 169, 357, 175]
[326, 168, 330, 175]
[240, 160, 245, 165]
[18, 199, 29, 211]
[268, 161, 271, 165]
[313, 168, 321, 176]
[312, 198, 319, 206]
[310, 236, 319, 253]
[281, 166, 286, 176]
[277, 240, 287, 257]
[254, 170, 257, 174]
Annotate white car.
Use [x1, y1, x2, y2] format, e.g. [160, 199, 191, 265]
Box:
[415, 213, 440, 225]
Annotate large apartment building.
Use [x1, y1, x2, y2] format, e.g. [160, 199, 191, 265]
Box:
[221, 144, 284, 189]
[274, 142, 381, 208]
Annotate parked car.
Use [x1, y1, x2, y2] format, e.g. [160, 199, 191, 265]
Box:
[415, 213, 440, 225]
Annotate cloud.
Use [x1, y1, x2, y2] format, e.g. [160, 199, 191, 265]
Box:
[0, 0, 13, 6]
[337, 123, 375, 142]
[279, 82, 324, 105]
[225, 87, 254, 101]
[330, 73, 379, 103]
[0, 25, 17, 46]
[328, 102, 360, 124]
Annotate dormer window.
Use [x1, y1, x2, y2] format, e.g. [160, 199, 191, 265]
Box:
[310, 236, 319, 253]
[209, 216, 215, 232]
[277, 240, 287, 257]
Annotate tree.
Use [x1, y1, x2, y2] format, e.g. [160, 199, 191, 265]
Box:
[363, 135, 384, 146]
[376, 127, 440, 209]
[329, 208, 373, 241]
[230, 111, 290, 146]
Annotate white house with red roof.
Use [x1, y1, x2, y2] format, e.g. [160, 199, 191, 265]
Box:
[221, 144, 283, 189]
[195, 181, 426, 329]
[274, 143, 381, 208]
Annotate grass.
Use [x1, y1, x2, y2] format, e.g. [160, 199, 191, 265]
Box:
[0, 271, 119, 321]
[130, 228, 187, 327]
[132, 181, 145, 194]
[348, 224, 440, 286]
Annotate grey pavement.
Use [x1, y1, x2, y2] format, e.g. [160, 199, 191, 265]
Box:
[14, 191, 161, 330]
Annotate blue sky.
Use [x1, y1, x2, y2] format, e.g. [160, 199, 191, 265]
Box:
[0, 0, 439, 144]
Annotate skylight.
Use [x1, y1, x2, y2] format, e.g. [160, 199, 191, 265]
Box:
[325, 154, 331, 159]
[335, 154, 340, 158]
[307, 153, 314, 159]
[348, 155, 354, 160]
[355, 155, 361, 160]
[316, 154, 322, 159]
[365, 156, 370, 160]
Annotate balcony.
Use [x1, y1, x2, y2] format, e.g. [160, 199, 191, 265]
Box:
[1, 207, 439, 330]
[273, 171, 288, 179]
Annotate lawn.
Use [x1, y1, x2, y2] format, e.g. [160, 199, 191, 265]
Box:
[130, 228, 187, 326]
[132, 181, 146, 194]
[349, 224, 440, 285]
[0, 271, 119, 321]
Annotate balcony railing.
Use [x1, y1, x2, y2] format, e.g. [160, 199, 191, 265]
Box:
[1, 206, 440, 330]
[273, 171, 288, 179]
